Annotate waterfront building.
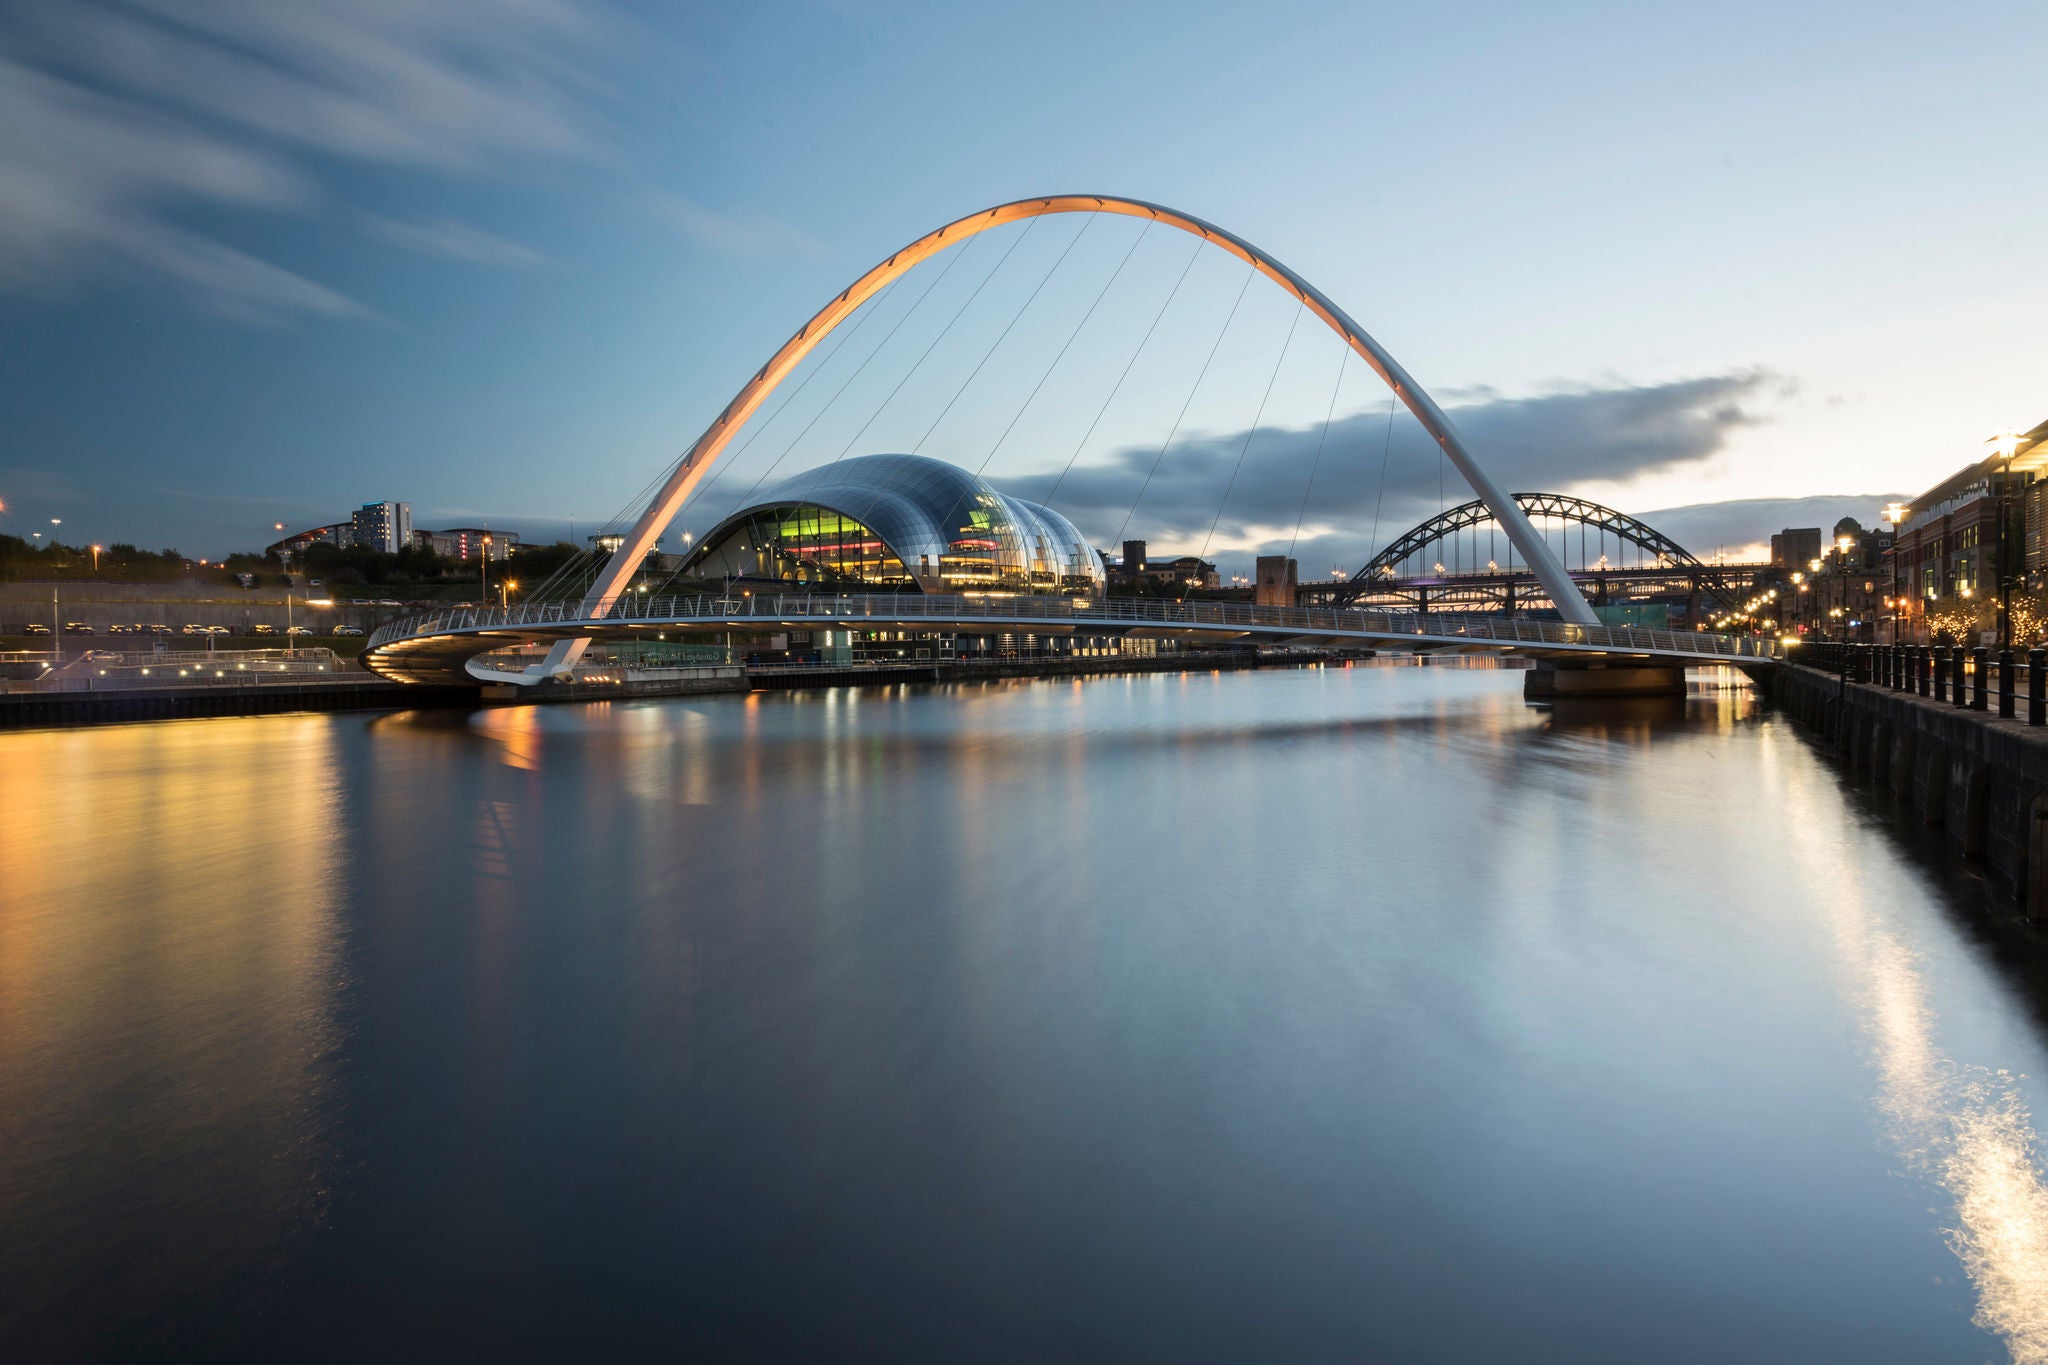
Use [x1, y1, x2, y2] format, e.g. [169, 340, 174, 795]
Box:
[350, 501, 413, 555]
[678, 453, 1103, 595]
[1887, 418, 2048, 643]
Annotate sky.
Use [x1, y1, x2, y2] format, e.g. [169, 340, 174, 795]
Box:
[1, 0, 2042, 574]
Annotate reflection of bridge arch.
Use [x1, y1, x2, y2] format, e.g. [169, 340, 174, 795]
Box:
[1329, 493, 1741, 611]
[523, 195, 1602, 683]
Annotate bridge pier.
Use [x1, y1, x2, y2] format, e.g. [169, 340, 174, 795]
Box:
[1522, 659, 1687, 700]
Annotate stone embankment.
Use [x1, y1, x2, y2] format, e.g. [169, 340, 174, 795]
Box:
[1769, 651, 2048, 918]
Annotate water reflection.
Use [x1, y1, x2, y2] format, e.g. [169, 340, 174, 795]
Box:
[1826, 844, 2048, 1361]
[0, 718, 346, 1354]
[9, 670, 2048, 1360]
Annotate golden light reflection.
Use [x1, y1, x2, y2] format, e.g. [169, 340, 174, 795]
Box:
[473, 703, 545, 770]
[1830, 871, 2048, 1360]
[0, 717, 345, 1328]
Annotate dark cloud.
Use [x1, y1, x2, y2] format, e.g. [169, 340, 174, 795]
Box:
[990, 370, 1777, 558]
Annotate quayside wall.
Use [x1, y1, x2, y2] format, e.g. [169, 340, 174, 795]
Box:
[1768, 662, 2048, 919]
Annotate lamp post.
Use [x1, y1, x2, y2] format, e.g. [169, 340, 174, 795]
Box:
[1990, 430, 2023, 649]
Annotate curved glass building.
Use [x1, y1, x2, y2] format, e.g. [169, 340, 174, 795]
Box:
[678, 453, 1103, 594]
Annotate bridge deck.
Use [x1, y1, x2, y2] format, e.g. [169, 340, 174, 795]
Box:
[363, 593, 1783, 686]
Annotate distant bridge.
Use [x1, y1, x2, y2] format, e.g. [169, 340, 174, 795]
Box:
[363, 592, 1780, 687]
[1317, 493, 1756, 614]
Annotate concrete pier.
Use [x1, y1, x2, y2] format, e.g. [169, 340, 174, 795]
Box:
[1523, 660, 1687, 700]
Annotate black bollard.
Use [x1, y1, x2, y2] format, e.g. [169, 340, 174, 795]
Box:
[1972, 646, 1989, 710]
[2032, 649, 2046, 727]
[1934, 647, 1948, 703]
[2001, 649, 2016, 718]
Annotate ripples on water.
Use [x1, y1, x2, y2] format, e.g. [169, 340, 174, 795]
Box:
[4, 661, 2048, 1360]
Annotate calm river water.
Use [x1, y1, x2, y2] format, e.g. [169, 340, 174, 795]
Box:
[6, 662, 2048, 1361]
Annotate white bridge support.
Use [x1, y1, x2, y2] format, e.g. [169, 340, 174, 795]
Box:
[529, 194, 1601, 683]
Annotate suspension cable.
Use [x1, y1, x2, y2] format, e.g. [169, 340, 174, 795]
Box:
[1365, 394, 1397, 563]
[913, 214, 1092, 455]
[1288, 344, 1346, 563]
[1043, 236, 1203, 511]
[1201, 302, 1303, 563]
[830, 216, 1039, 465]
[976, 219, 1149, 475]
[906, 217, 1155, 577]
[1113, 261, 1256, 550]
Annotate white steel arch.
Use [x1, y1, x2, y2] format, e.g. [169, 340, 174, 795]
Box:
[539, 196, 1598, 680]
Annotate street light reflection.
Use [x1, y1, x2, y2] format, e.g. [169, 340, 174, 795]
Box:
[1841, 897, 2048, 1360]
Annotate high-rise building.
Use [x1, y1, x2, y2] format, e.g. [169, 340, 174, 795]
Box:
[351, 501, 413, 555]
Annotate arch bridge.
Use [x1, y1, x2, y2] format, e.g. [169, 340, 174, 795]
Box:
[360, 194, 1779, 687]
[1315, 493, 1758, 615]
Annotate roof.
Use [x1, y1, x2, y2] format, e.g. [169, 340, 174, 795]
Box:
[682, 453, 1100, 589]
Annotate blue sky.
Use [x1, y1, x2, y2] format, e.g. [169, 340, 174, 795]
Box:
[1, 0, 2042, 572]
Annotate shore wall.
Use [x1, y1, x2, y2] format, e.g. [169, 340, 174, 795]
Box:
[1769, 662, 2048, 917]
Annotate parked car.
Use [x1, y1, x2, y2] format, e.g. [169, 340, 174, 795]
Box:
[23, 622, 52, 635]
[333, 625, 365, 637]
[107, 623, 136, 634]
[286, 626, 314, 636]
[63, 622, 93, 635]
[205, 625, 232, 635]
[182, 623, 207, 634]
[250, 624, 278, 636]
[148, 624, 174, 636]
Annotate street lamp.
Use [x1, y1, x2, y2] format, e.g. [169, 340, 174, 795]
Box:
[500, 578, 518, 610]
[91, 544, 101, 572]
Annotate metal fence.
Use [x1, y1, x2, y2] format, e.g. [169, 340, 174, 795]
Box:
[1800, 641, 2048, 726]
[368, 592, 1783, 664]
[5, 646, 361, 694]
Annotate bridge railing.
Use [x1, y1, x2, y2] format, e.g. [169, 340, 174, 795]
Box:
[366, 593, 1783, 662]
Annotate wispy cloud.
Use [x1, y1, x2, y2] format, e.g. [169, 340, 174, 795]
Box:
[649, 192, 831, 260]
[0, 1, 610, 320]
[363, 215, 544, 268]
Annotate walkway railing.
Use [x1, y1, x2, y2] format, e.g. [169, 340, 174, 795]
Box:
[367, 592, 1783, 664]
[1805, 642, 2048, 727]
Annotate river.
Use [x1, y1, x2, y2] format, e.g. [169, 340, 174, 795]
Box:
[5, 661, 2048, 1361]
